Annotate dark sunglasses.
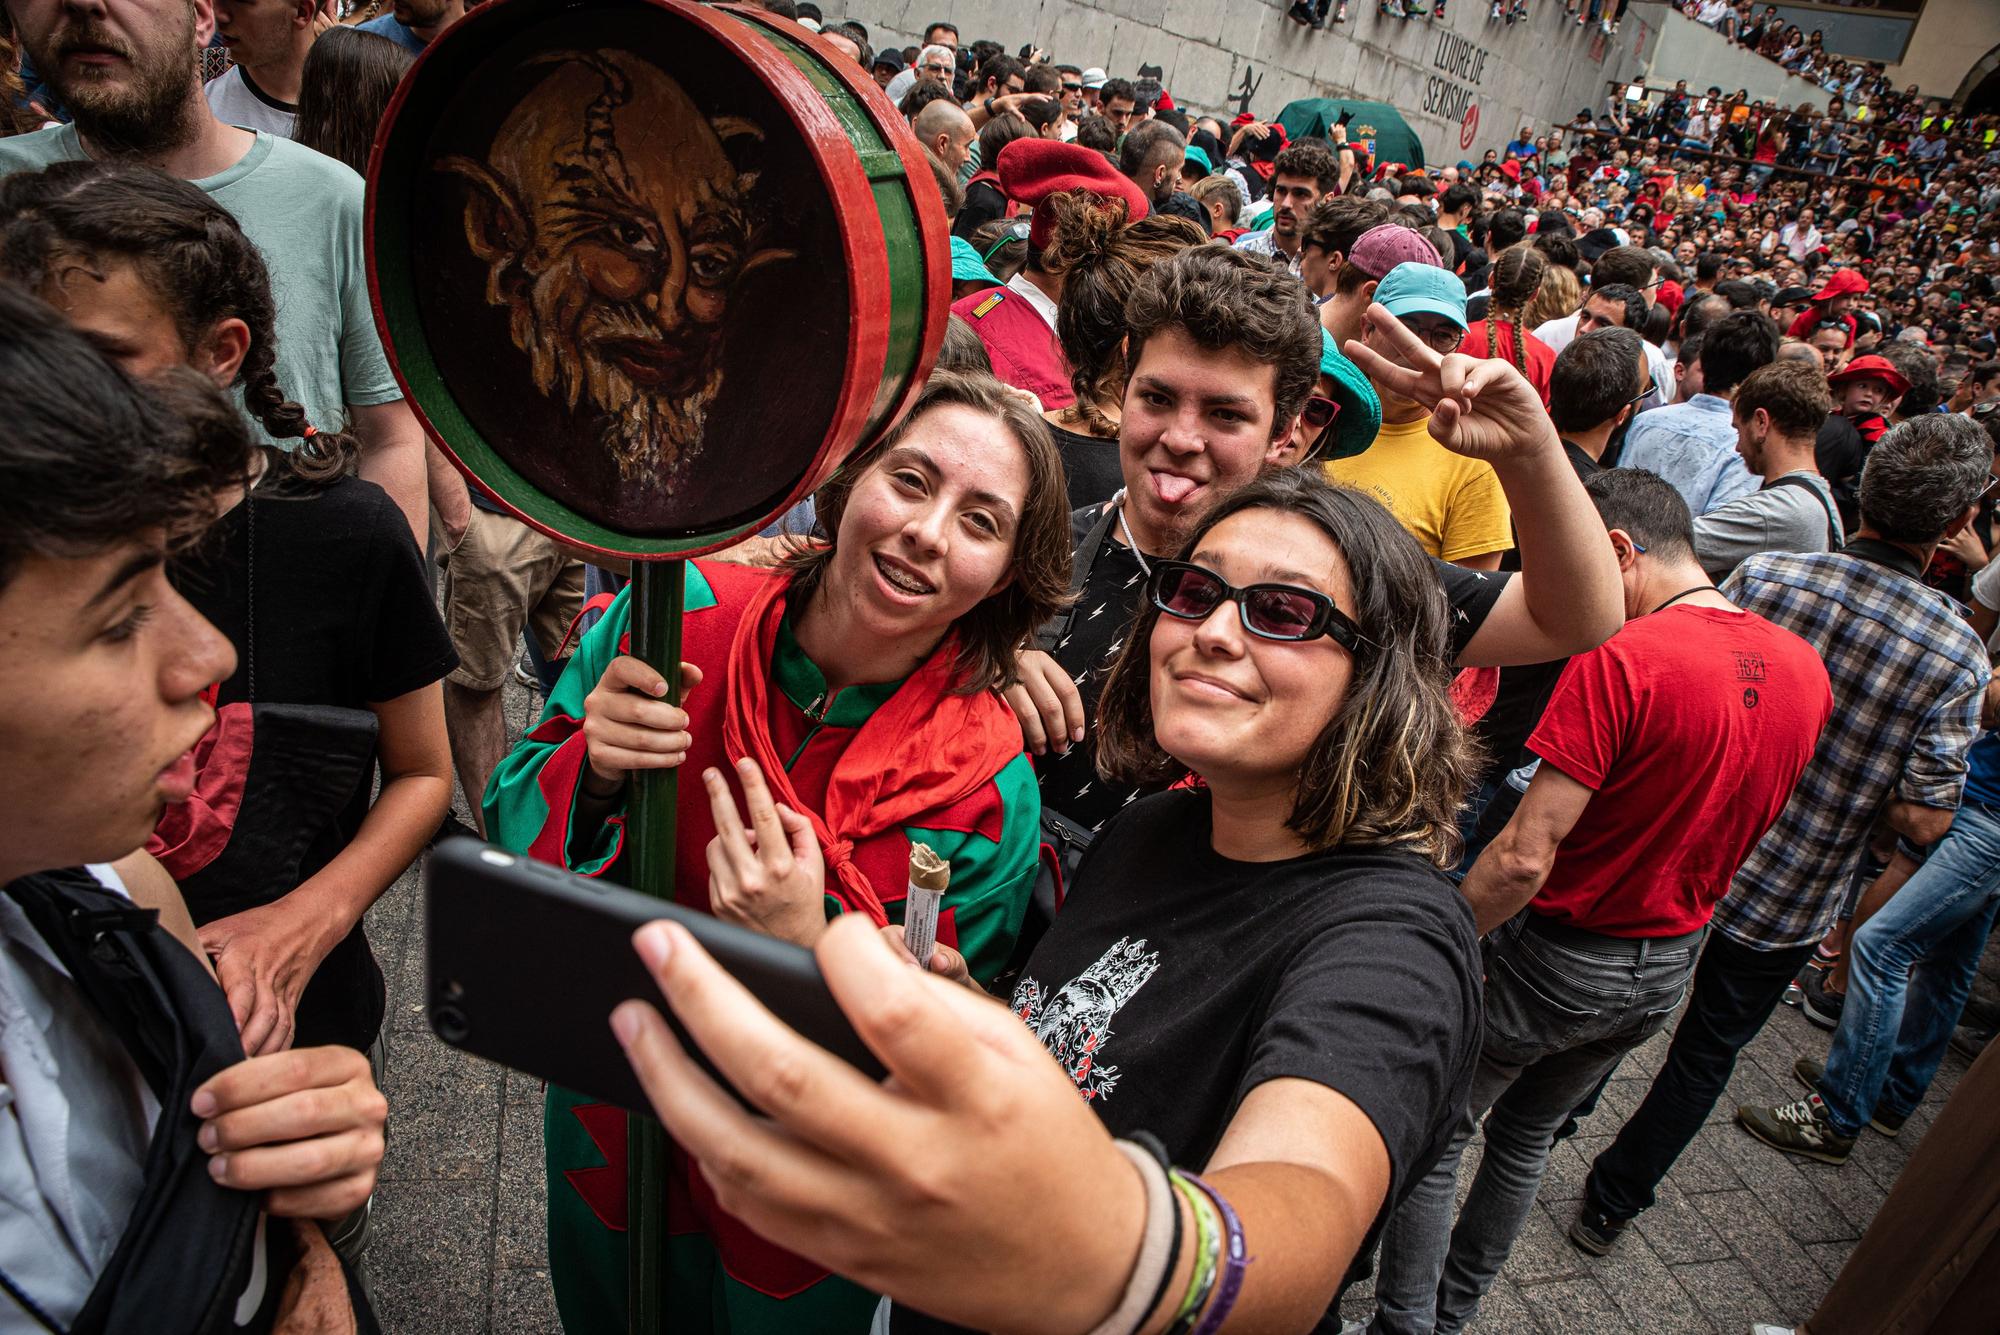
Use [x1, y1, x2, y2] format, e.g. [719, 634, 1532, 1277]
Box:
[1062, 82, 1084, 94]
[1149, 561, 1373, 652]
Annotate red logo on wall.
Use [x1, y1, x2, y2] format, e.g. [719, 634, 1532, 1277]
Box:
[1460, 103, 1479, 150]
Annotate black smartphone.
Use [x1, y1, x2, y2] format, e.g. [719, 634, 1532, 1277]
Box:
[424, 838, 886, 1113]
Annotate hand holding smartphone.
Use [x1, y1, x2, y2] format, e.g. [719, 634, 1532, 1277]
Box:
[424, 839, 885, 1113]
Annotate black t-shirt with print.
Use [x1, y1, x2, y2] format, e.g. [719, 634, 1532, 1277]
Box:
[1019, 790, 1482, 1290]
[1036, 503, 1510, 831]
[891, 792, 1482, 1335]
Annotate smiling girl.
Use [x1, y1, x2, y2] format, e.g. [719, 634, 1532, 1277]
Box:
[611, 467, 1487, 1335]
[486, 370, 1073, 1334]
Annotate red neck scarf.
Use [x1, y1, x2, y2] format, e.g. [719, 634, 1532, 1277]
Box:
[720, 570, 1025, 924]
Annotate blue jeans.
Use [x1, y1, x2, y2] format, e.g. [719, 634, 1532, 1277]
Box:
[1818, 801, 2000, 1136]
[1370, 915, 1701, 1334]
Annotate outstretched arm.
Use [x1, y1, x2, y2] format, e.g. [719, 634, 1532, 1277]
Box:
[616, 916, 1389, 1334]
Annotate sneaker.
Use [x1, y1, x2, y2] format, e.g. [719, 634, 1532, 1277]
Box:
[1799, 968, 1846, 1031]
[1736, 1094, 1856, 1165]
[1288, 0, 1315, 23]
[1600, 15, 1613, 31]
[1334, 2, 1348, 18]
[1490, 0, 1502, 14]
[1567, 1204, 1629, 1255]
[1794, 1058, 1912, 1138]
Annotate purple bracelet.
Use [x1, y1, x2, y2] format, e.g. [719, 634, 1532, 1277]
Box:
[1181, 1170, 1248, 1335]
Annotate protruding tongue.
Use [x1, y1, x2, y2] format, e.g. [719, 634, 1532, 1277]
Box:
[1152, 472, 1198, 504]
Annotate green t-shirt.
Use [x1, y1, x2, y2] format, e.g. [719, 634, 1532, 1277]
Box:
[0, 126, 401, 445]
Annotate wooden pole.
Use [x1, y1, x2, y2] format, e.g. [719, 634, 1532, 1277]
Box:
[625, 558, 685, 1335]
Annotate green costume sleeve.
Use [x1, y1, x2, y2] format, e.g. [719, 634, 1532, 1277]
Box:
[482, 567, 717, 875]
[897, 753, 1041, 986]
[483, 589, 634, 875]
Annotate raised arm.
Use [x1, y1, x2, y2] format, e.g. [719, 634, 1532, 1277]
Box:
[1344, 305, 1622, 666]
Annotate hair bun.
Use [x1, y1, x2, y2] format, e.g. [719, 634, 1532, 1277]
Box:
[1040, 190, 1133, 277]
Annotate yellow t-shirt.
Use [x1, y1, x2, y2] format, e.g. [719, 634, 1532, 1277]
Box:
[1324, 415, 1513, 562]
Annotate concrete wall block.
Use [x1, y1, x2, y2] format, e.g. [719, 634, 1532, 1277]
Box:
[1162, 0, 1228, 47]
[1167, 41, 1242, 113]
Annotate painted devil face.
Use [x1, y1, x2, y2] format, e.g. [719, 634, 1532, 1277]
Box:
[440, 51, 792, 486]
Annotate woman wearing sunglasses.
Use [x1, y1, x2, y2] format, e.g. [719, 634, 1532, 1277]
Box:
[618, 466, 1484, 1335]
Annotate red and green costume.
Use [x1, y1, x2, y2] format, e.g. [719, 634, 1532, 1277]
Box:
[484, 560, 1040, 1334]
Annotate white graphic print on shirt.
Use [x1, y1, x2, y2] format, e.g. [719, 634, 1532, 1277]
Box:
[1012, 936, 1160, 1101]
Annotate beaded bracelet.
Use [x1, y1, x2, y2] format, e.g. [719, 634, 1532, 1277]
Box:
[1086, 1140, 1178, 1335]
[1164, 1173, 1221, 1335]
[1181, 1171, 1249, 1335]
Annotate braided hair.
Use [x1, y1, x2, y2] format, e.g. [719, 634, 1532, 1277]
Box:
[1482, 245, 1547, 381]
[0, 160, 359, 483]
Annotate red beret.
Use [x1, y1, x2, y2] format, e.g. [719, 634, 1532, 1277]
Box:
[996, 139, 1151, 250]
[1812, 267, 1869, 302]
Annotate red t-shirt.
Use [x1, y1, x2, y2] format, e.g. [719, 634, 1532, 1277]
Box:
[1526, 604, 1831, 937]
[1459, 319, 1555, 406]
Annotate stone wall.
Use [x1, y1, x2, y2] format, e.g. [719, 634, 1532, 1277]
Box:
[838, 0, 1658, 162]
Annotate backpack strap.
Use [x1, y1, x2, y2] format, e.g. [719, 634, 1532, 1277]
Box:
[1765, 474, 1843, 552]
[1032, 500, 1123, 654]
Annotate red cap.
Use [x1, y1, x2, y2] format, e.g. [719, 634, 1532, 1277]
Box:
[1827, 353, 1911, 397]
[997, 139, 1151, 250]
[1155, 89, 1176, 112]
[1499, 160, 1520, 180]
[1811, 268, 1869, 302]
[1657, 279, 1685, 316]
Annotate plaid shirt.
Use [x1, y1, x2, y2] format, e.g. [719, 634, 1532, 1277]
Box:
[1713, 550, 1989, 950]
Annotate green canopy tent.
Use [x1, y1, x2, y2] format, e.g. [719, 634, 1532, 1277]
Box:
[1275, 98, 1426, 173]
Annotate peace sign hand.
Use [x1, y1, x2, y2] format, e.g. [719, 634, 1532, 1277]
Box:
[704, 758, 828, 948]
[1342, 303, 1561, 467]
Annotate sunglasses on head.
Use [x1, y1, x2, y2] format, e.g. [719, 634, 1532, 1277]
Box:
[1148, 561, 1373, 652]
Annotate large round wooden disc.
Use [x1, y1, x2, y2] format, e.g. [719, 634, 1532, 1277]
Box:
[367, 0, 944, 558]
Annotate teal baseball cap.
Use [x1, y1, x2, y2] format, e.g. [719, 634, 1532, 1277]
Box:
[1374, 261, 1468, 330]
[1313, 328, 1382, 461]
[949, 236, 1000, 288]
[1184, 145, 1213, 175]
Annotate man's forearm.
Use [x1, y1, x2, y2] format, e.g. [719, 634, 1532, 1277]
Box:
[1493, 444, 1623, 654]
[350, 399, 429, 547]
[1886, 798, 1954, 848]
[427, 441, 472, 544]
[1460, 829, 1554, 937]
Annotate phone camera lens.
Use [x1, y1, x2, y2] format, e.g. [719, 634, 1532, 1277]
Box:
[431, 1003, 470, 1044]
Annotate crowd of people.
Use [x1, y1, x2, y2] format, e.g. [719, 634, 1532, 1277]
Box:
[3, 0, 2000, 1332]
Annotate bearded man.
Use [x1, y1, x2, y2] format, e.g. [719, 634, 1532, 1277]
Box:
[0, 0, 433, 546]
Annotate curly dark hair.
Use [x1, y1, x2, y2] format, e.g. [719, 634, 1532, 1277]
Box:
[1093, 470, 1479, 866]
[0, 161, 359, 483]
[1272, 142, 1340, 194]
[1123, 246, 1321, 436]
[1, 281, 251, 590]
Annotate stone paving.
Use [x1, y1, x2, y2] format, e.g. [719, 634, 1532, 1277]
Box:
[364, 680, 1981, 1333]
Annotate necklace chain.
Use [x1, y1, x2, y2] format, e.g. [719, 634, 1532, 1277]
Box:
[1111, 490, 1151, 577]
